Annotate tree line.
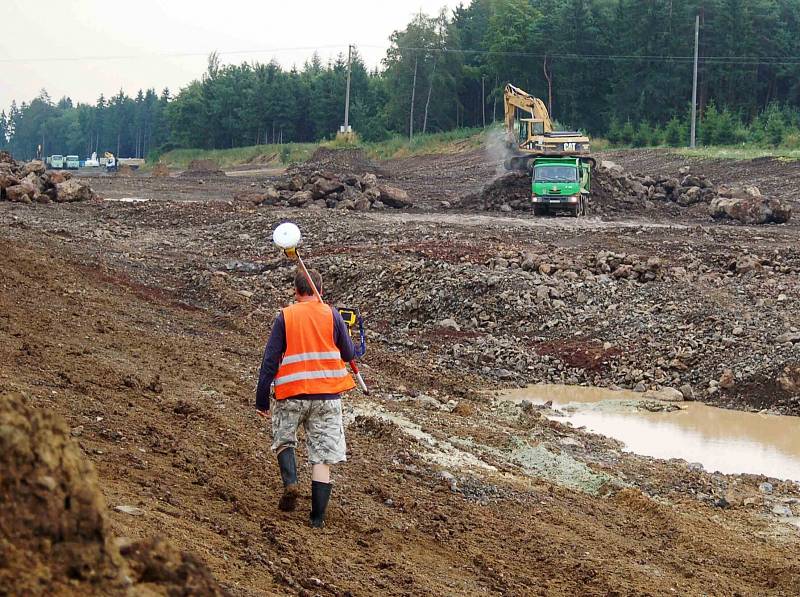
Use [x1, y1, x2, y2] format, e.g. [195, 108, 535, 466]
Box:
[3, 0, 800, 159]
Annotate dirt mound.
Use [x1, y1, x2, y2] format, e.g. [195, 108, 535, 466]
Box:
[116, 164, 134, 177]
[180, 159, 226, 178]
[0, 392, 225, 595]
[459, 171, 532, 211]
[151, 163, 170, 178]
[288, 147, 385, 177]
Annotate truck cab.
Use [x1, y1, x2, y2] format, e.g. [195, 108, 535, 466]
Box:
[49, 155, 64, 169]
[531, 157, 592, 216]
[65, 155, 80, 169]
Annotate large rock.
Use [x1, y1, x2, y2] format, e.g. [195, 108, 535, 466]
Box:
[22, 172, 45, 193]
[55, 179, 95, 203]
[378, 184, 412, 208]
[677, 186, 703, 206]
[710, 186, 791, 224]
[644, 387, 684, 402]
[778, 366, 800, 393]
[43, 170, 72, 186]
[354, 196, 371, 211]
[600, 160, 625, 176]
[0, 172, 20, 191]
[21, 160, 45, 177]
[5, 183, 37, 203]
[260, 186, 280, 204]
[311, 177, 344, 198]
[288, 190, 313, 207]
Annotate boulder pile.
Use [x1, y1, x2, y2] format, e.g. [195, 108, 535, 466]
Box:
[592, 162, 717, 211]
[0, 151, 97, 204]
[237, 170, 412, 211]
[710, 185, 792, 224]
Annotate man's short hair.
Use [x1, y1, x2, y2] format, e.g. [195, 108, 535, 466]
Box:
[294, 268, 322, 296]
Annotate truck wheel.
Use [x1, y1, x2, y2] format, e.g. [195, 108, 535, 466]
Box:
[533, 206, 548, 216]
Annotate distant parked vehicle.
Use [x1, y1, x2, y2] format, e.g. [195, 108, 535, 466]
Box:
[84, 152, 100, 167]
[65, 155, 80, 169]
[49, 154, 64, 169]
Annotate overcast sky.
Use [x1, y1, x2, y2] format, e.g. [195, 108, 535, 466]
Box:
[1, 0, 456, 112]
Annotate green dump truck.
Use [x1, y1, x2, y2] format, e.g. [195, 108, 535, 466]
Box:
[531, 157, 593, 217]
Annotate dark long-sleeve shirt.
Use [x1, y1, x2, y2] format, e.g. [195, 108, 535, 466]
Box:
[255, 305, 356, 411]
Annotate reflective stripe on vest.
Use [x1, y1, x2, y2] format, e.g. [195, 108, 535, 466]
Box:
[280, 351, 343, 366]
[273, 301, 356, 400]
[274, 367, 350, 387]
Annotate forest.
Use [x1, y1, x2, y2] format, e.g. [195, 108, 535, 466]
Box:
[3, 0, 800, 159]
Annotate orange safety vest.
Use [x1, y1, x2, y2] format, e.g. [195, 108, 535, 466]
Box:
[273, 301, 355, 400]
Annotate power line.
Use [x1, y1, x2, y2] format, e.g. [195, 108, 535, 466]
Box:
[0, 45, 349, 64]
[373, 43, 800, 66]
[2, 42, 799, 67]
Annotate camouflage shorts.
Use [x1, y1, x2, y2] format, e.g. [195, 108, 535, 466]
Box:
[271, 398, 346, 465]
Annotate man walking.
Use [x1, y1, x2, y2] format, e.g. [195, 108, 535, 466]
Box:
[256, 268, 356, 528]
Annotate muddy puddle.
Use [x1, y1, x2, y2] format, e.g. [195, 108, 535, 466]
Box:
[502, 385, 800, 482]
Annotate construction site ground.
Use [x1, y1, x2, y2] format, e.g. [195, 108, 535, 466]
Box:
[2, 147, 800, 596]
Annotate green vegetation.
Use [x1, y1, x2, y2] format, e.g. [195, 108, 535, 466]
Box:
[360, 128, 485, 160]
[159, 143, 317, 170]
[3, 1, 800, 160]
[157, 128, 486, 169]
[606, 104, 800, 151]
[674, 147, 800, 161]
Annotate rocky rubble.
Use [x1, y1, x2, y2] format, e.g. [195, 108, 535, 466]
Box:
[236, 170, 412, 211]
[459, 160, 791, 224]
[288, 147, 385, 177]
[0, 151, 97, 204]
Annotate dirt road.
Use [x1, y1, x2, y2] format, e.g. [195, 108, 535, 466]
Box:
[2, 147, 800, 595]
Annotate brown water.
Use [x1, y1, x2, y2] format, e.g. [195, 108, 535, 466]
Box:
[502, 385, 800, 481]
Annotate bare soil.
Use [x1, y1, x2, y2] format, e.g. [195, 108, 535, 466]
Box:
[2, 147, 800, 595]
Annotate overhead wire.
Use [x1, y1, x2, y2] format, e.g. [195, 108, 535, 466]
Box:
[2, 43, 799, 67]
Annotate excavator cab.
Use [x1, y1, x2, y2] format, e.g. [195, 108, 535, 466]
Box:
[518, 118, 546, 143]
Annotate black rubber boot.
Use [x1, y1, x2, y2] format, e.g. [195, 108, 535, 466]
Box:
[277, 448, 299, 512]
[309, 481, 332, 528]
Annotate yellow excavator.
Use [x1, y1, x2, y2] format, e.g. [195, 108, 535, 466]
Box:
[503, 83, 592, 171]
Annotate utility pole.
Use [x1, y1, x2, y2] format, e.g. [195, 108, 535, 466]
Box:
[409, 54, 418, 140]
[343, 44, 354, 132]
[481, 75, 486, 128]
[690, 13, 700, 148]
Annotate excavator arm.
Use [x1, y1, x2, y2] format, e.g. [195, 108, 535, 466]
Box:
[504, 83, 554, 136]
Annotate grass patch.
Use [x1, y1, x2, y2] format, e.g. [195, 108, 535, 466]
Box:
[157, 128, 488, 170]
[601, 142, 800, 161]
[158, 143, 317, 169]
[673, 146, 800, 161]
[358, 128, 486, 160]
